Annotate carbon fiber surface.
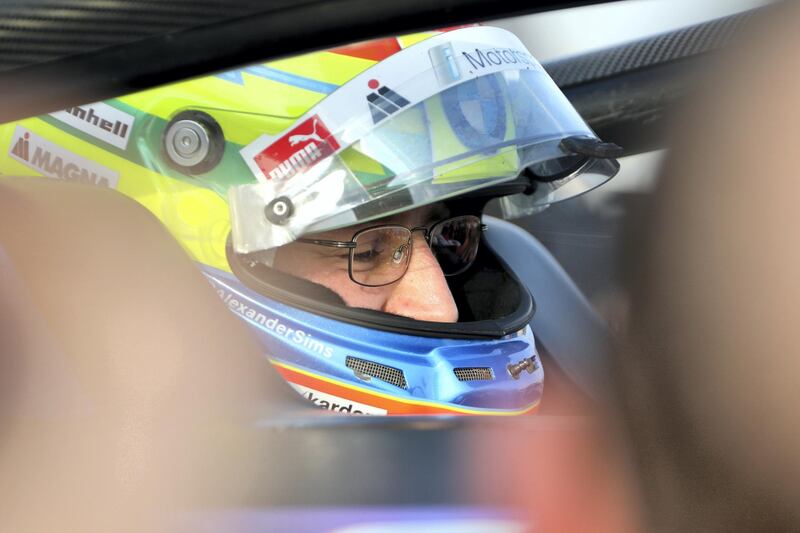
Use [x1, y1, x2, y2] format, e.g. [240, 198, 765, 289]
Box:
[0, 2, 764, 141]
[545, 11, 755, 88]
[0, 0, 592, 122]
[0, 0, 299, 71]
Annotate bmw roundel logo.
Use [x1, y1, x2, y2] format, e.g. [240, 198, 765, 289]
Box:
[441, 75, 507, 150]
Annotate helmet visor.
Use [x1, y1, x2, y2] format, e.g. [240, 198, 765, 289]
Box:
[230, 27, 619, 253]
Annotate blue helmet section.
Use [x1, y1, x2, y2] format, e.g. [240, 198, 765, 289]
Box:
[201, 264, 543, 414]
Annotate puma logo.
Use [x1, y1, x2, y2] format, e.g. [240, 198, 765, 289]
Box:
[288, 118, 324, 146]
[251, 114, 340, 182]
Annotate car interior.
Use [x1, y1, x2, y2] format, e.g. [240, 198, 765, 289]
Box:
[1, 1, 793, 531]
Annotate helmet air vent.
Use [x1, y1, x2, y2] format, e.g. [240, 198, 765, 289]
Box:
[345, 356, 407, 389]
[453, 367, 495, 382]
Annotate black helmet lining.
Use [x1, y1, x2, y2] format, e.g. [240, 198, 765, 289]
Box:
[226, 233, 534, 340]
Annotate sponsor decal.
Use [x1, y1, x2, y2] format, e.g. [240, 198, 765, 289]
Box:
[216, 286, 334, 359]
[237, 27, 541, 183]
[251, 114, 340, 181]
[461, 46, 536, 73]
[8, 126, 119, 189]
[430, 43, 462, 85]
[290, 383, 387, 415]
[366, 79, 410, 124]
[50, 102, 134, 150]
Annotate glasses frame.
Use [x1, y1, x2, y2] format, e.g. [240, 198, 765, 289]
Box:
[296, 215, 487, 287]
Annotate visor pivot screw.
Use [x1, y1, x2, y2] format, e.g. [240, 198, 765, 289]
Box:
[265, 196, 293, 225]
[507, 356, 538, 380]
[163, 110, 225, 175]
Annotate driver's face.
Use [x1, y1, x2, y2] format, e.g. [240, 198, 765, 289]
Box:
[273, 205, 459, 323]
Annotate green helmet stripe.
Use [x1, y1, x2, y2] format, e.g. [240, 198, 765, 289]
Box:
[39, 99, 255, 194]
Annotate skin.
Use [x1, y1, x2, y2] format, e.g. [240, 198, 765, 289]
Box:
[273, 204, 459, 323]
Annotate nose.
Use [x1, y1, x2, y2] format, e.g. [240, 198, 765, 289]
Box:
[382, 235, 459, 323]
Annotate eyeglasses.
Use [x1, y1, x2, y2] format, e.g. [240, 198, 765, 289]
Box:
[297, 215, 487, 287]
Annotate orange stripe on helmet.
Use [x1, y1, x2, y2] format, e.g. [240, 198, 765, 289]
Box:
[329, 25, 479, 62]
[271, 360, 540, 416]
[330, 37, 402, 61]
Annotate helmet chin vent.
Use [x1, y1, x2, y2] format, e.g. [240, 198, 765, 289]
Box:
[454, 367, 495, 382]
[345, 356, 407, 389]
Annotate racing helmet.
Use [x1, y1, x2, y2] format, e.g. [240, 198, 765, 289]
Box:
[0, 26, 620, 415]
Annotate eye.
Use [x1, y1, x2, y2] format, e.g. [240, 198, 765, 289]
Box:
[352, 248, 382, 263]
[351, 227, 411, 271]
[351, 235, 392, 265]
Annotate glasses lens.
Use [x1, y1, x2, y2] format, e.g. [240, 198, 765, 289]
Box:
[429, 216, 482, 276]
[350, 226, 412, 286]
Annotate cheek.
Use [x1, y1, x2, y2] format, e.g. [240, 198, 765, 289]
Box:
[305, 269, 389, 311]
[273, 247, 311, 277]
[274, 248, 340, 280]
[273, 248, 390, 311]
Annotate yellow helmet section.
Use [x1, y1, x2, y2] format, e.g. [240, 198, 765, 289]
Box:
[118, 50, 378, 146]
[0, 116, 234, 270]
[0, 29, 449, 271]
